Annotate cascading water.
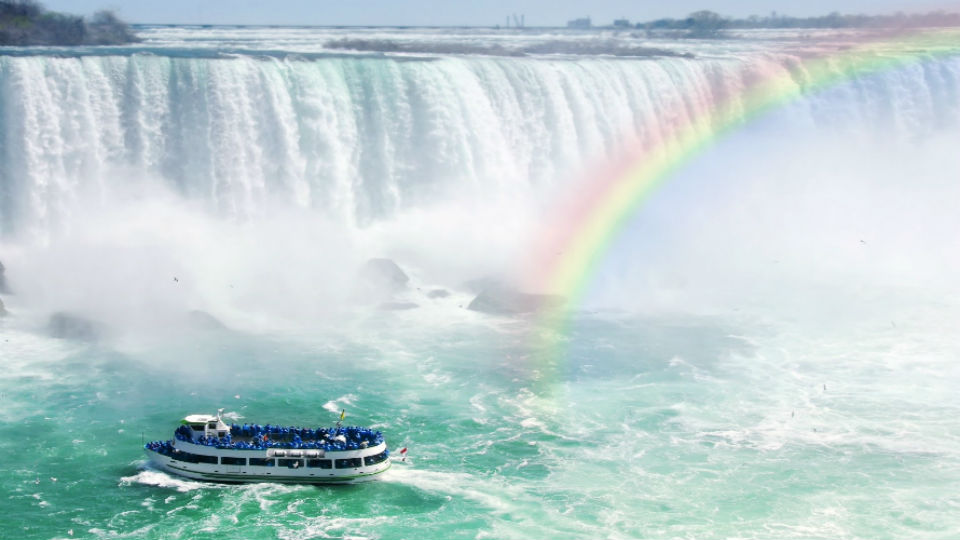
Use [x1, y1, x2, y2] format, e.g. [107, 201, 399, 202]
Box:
[3, 44, 957, 235]
[1, 26, 959, 540]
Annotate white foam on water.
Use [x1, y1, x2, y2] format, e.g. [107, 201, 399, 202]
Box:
[520, 417, 546, 430]
[275, 515, 393, 540]
[322, 394, 358, 414]
[0, 328, 80, 383]
[383, 467, 522, 513]
[119, 469, 218, 493]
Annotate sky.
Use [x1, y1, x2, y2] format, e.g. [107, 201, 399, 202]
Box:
[42, 0, 958, 26]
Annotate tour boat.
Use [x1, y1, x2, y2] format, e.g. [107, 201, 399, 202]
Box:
[144, 410, 390, 484]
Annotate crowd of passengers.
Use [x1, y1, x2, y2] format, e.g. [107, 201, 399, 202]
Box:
[143, 439, 390, 468]
[169, 424, 385, 451]
[145, 440, 177, 456]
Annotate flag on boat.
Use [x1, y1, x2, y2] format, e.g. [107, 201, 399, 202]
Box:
[339, 409, 345, 421]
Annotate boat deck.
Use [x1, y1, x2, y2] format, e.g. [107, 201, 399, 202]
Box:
[167, 424, 384, 451]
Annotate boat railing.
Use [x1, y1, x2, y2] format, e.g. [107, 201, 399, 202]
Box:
[163, 424, 384, 452]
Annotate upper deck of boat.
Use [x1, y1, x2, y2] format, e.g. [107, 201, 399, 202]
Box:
[172, 422, 385, 452]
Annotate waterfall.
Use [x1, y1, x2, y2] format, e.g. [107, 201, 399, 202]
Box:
[3, 51, 957, 238]
[1, 39, 959, 327]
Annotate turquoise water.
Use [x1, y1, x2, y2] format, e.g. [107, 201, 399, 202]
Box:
[2, 310, 959, 539]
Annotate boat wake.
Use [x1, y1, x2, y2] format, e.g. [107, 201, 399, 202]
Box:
[120, 465, 219, 493]
[382, 466, 521, 512]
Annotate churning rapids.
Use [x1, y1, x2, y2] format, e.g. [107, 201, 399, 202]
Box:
[1, 26, 959, 540]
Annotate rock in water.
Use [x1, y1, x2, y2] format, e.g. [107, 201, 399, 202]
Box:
[426, 289, 450, 299]
[359, 258, 409, 292]
[356, 258, 412, 305]
[0, 260, 9, 293]
[462, 276, 505, 294]
[0, 297, 6, 317]
[467, 285, 563, 315]
[48, 312, 101, 341]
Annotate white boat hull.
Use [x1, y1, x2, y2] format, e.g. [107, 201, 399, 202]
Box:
[144, 443, 391, 485]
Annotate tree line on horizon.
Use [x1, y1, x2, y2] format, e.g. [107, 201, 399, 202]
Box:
[636, 10, 960, 38]
[0, 0, 137, 46]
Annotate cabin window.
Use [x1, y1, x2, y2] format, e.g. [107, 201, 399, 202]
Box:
[335, 458, 362, 469]
[278, 459, 303, 469]
[249, 458, 275, 467]
[307, 459, 332, 469]
[171, 450, 195, 463]
[191, 424, 204, 431]
[364, 451, 388, 466]
[171, 451, 217, 464]
[221, 456, 246, 466]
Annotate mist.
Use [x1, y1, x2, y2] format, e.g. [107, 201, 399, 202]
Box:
[584, 123, 960, 328]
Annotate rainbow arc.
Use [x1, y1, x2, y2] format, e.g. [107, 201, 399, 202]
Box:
[525, 28, 960, 372]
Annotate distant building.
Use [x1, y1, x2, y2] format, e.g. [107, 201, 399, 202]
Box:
[613, 18, 631, 28]
[567, 17, 591, 29]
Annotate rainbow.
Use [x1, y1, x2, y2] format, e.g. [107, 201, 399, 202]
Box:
[526, 27, 960, 361]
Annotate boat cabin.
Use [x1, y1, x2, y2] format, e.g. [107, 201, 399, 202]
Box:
[181, 410, 230, 440]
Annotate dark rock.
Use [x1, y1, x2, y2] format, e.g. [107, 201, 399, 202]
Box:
[463, 276, 505, 294]
[426, 289, 450, 299]
[0, 259, 8, 293]
[187, 310, 227, 330]
[379, 302, 419, 311]
[360, 258, 409, 291]
[467, 285, 563, 315]
[357, 258, 412, 304]
[48, 312, 101, 341]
